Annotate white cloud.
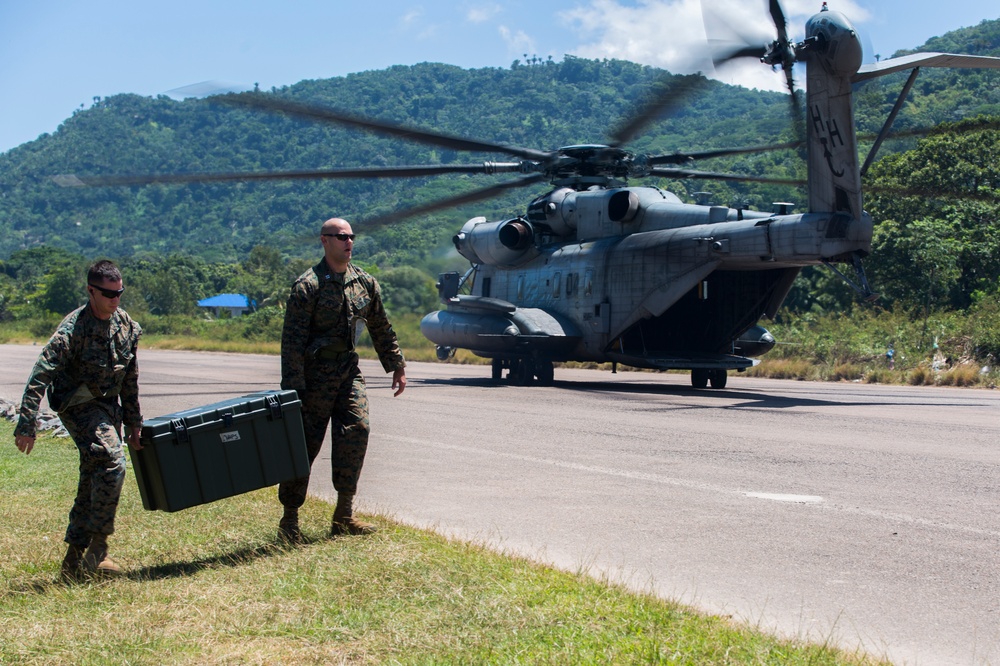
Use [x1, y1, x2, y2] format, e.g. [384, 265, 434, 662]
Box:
[398, 7, 424, 29]
[498, 25, 538, 59]
[395, 6, 441, 42]
[558, 0, 872, 92]
[466, 3, 503, 24]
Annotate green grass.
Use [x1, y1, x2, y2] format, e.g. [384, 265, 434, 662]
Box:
[0, 422, 887, 665]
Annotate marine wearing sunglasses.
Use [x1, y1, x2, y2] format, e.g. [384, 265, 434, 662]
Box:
[87, 280, 125, 320]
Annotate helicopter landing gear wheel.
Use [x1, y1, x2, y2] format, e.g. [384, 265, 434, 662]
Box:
[691, 368, 709, 389]
[510, 358, 534, 386]
[709, 368, 728, 389]
[491, 358, 503, 382]
[535, 361, 554, 386]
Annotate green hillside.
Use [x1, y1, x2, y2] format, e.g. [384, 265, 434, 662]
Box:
[1, 58, 797, 264]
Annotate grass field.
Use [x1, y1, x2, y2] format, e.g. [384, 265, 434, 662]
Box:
[0, 421, 890, 665]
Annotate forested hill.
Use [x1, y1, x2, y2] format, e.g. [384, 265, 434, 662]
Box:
[852, 15, 1000, 130]
[0, 60, 791, 265]
[0, 17, 998, 268]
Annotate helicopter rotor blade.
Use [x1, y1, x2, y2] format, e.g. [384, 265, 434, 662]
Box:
[785, 82, 805, 152]
[864, 184, 1000, 204]
[645, 139, 803, 166]
[215, 93, 553, 163]
[608, 75, 708, 147]
[704, 0, 804, 151]
[768, 0, 789, 49]
[640, 117, 1000, 171]
[711, 44, 768, 68]
[51, 163, 529, 188]
[647, 167, 805, 187]
[766, 0, 805, 147]
[702, 1, 769, 68]
[858, 118, 1000, 143]
[359, 174, 549, 229]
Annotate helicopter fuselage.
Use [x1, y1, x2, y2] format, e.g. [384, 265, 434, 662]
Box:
[420, 184, 873, 382]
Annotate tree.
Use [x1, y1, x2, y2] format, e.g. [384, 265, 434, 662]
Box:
[871, 217, 963, 313]
[232, 245, 297, 309]
[865, 117, 1000, 310]
[378, 266, 438, 316]
[38, 263, 86, 314]
[142, 267, 194, 315]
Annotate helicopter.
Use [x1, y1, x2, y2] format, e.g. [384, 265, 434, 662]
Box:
[57, 2, 1000, 389]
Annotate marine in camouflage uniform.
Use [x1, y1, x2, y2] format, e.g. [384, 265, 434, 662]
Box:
[13, 260, 142, 578]
[278, 217, 406, 540]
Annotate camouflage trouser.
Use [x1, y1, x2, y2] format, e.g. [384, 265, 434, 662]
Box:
[59, 399, 126, 548]
[279, 357, 370, 509]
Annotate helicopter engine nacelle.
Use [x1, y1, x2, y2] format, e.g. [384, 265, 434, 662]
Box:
[805, 8, 863, 76]
[452, 216, 540, 267]
[527, 187, 578, 236]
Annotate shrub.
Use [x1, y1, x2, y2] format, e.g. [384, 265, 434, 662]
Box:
[831, 363, 863, 381]
[30, 315, 64, 339]
[747, 358, 817, 380]
[239, 306, 284, 342]
[937, 364, 980, 387]
[864, 368, 894, 384]
[907, 366, 933, 386]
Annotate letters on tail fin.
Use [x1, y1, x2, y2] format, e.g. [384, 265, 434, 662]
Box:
[802, 8, 864, 219]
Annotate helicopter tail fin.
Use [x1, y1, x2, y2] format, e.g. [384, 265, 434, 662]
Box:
[801, 8, 864, 219]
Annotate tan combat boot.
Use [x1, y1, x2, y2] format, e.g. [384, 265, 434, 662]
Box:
[82, 534, 123, 576]
[60, 542, 87, 581]
[278, 506, 303, 543]
[330, 492, 376, 536]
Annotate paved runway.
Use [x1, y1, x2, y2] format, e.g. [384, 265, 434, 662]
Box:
[3, 344, 998, 665]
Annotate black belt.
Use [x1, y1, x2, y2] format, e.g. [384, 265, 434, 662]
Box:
[314, 348, 355, 362]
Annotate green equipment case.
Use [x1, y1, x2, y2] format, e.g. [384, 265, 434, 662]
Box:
[130, 390, 309, 512]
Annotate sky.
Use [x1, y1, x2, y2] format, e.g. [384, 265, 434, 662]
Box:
[2, 0, 998, 154]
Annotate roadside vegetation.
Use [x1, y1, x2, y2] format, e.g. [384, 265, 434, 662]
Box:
[749, 298, 1000, 388]
[2, 299, 997, 388]
[0, 421, 889, 665]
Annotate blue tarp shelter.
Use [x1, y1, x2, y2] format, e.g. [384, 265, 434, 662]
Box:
[197, 293, 255, 317]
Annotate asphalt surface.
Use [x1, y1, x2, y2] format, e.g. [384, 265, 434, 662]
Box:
[2, 344, 998, 665]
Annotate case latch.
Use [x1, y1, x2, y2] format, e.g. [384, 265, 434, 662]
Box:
[170, 418, 189, 444]
[266, 394, 283, 421]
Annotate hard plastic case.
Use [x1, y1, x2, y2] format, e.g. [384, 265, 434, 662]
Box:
[130, 390, 309, 512]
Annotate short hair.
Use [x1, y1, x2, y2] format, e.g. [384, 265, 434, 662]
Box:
[87, 259, 122, 284]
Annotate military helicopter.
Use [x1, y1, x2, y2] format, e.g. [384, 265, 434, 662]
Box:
[58, 2, 1000, 388]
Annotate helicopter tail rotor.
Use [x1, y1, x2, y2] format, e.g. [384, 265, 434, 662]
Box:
[705, 0, 805, 148]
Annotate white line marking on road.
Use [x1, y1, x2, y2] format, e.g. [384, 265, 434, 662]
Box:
[380, 434, 1000, 538]
[745, 492, 824, 503]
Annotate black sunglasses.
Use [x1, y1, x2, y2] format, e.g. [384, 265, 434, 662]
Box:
[89, 284, 125, 299]
[322, 233, 356, 241]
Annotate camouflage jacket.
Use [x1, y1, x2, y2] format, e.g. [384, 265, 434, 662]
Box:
[16, 304, 142, 438]
[280, 259, 405, 393]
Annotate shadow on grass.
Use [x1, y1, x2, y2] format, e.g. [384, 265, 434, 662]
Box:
[2, 537, 323, 595]
[128, 537, 320, 581]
